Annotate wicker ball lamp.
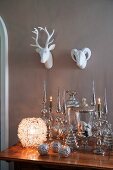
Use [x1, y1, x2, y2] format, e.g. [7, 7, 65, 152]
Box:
[18, 117, 47, 147]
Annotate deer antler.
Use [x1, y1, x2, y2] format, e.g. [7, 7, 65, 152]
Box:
[38, 27, 55, 47]
[31, 28, 42, 49]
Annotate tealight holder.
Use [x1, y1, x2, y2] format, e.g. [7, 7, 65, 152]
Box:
[58, 145, 71, 158]
[38, 143, 49, 156]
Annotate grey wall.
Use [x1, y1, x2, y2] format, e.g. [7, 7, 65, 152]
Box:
[0, 0, 113, 146]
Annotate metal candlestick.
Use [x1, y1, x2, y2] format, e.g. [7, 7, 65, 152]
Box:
[47, 113, 53, 142]
[41, 81, 48, 121]
[56, 90, 68, 142]
[62, 89, 67, 114]
[56, 88, 62, 113]
[47, 96, 53, 142]
[55, 89, 67, 141]
[94, 100, 104, 155]
[60, 90, 68, 129]
[91, 80, 96, 106]
[102, 88, 110, 136]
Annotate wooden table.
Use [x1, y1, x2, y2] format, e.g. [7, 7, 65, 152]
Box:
[0, 143, 113, 170]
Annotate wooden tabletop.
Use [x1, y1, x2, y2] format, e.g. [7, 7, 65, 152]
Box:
[0, 143, 113, 169]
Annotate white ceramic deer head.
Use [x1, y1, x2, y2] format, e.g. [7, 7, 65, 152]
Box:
[71, 48, 91, 69]
[31, 27, 55, 69]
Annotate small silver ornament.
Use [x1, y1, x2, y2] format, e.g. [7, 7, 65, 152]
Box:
[58, 145, 71, 157]
[51, 141, 62, 153]
[38, 143, 49, 156]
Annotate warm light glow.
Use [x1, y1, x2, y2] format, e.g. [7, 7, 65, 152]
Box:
[50, 96, 52, 101]
[97, 98, 101, 104]
[18, 117, 47, 147]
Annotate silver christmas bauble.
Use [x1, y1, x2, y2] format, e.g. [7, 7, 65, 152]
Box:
[58, 145, 71, 157]
[51, 141, 62, 153]
[38, 143, 49, 156]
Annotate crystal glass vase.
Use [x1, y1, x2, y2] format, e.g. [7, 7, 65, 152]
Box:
[66, 90, 79, 131]
[75, 98, 94, 151]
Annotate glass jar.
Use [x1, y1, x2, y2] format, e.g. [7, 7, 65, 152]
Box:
[75, 98, 95, 151]
[66, 90, 79, 131]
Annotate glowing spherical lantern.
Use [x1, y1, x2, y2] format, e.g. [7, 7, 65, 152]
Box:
[18, 117, 47, 147]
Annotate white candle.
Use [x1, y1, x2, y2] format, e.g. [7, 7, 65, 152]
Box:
[49, 96, 52, 112]
[62, 89, 66, 113]
[104, 88, 108, 114]
[92, 80, 96, 106]
[97, 98, 101, 117]
[57, 87, 61, 112]
[43, 80, 47, 103]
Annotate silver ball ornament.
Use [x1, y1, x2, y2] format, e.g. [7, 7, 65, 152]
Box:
[38, 143, 49, 156]
[51, 141, 62, 153]
[58, 145, 71, 157]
